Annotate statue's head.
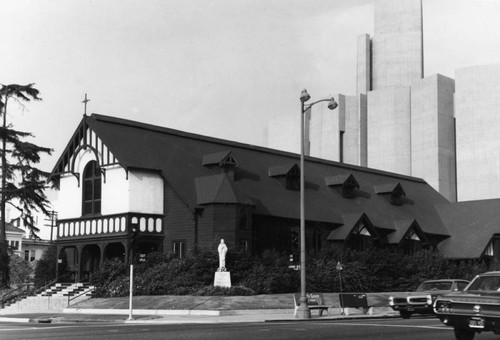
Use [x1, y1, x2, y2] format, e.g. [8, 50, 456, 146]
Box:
[221, 239, 225, 244]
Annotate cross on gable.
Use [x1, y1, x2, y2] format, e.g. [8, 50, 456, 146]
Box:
[82, 93, 90, 115]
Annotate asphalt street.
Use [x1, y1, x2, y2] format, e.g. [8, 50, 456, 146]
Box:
[3, 317, 495, 340]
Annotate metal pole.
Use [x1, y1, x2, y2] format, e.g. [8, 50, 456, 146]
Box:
[128, 248, 134, 320]
[128, 264, 133, 320]
[296, 101, 311, 319]
[339, 270, 344, 315]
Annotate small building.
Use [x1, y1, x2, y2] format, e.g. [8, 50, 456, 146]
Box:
[48, 114, 500, 282]
[6, 224, 24, 258]
[22, 237, 51, 263]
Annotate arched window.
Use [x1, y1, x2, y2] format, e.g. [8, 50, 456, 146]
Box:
[82, 161, 101, 215]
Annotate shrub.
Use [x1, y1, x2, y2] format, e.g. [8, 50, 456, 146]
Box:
[92, 247, 490, 297]
[9, 253, 33, 285]
[34, 244, 57, 288]
[92, 259, 127, 297]
[193, 285, 255, 296]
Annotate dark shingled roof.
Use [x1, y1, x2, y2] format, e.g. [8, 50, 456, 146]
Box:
[53, 114, 454, 241]
[327, 213, 365, 240]
[437, 199, 500, 259]
[268, 164, 298, 177]
[388, 220, 415, 244]
[374, 182, 405, 195]
[195, 174, 254, 205]
[202, 151, 236, 167]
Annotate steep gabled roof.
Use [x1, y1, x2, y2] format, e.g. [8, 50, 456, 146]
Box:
[374, 182, 405, 196]
[325, 174, 359, 188]
[268, 164, 298, 177]
[195, 174, 254, 205]
[202, 151, 239, 168]
[388, 219, 428, 245]
[50, 114, 452, 236]
[437, 199, 500, 259]
[328, 213, 370, 240]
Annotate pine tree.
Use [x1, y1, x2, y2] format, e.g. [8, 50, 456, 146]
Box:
[0, 84, 53, 287]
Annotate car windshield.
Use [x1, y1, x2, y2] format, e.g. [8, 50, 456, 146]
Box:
[416, 281, 452, 291]
[467, 276, 500, 291]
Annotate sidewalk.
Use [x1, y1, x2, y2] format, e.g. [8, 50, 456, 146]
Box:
[0, 306, 399, 324]
[0, 292, 400, 324]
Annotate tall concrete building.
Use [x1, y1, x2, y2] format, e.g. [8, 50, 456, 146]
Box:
[455, 65, 500, 201]
[268, 0, 500, 202]
[371, 0, 424, 90]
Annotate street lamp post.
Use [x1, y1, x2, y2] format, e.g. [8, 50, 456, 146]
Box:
[296, 89, 338, 319]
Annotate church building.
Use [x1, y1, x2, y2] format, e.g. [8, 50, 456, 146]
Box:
[49, 114, 500, 282]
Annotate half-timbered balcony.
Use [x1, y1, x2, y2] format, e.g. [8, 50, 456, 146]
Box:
[57, 213, 164, 240]
[55, 213, 163, 283]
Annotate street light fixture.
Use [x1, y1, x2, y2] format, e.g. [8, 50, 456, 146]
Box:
[296, 89, 338, 319]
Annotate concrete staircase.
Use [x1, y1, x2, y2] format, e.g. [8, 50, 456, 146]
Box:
[0, 283, 95, 314]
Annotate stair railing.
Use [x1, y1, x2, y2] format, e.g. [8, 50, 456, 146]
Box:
[68, 285, 94, 306]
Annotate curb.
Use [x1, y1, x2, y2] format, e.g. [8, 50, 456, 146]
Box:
[0, 317, 32, 323]
[265, 313, 400, 323]
[0, 308, 400, 324]
[63, 308, 296, 316]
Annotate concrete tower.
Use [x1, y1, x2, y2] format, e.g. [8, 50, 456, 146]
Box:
[455, 64, 500, 201]
[372, 0, 424, 89]
[367, 0, 424, 176]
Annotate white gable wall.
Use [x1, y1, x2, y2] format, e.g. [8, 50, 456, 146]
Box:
[102, 166, 163, 214]
[56, 148, 164, 219]
[56, 148, 96, 219]
[57, 174, 82, 219]
[101, 165, 129, 214]
[127, 170, 163, 214]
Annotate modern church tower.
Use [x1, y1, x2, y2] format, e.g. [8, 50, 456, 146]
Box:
[371, 0, 424, 90]
[364, 0, 456, 202]
[268, 0, 500, 203]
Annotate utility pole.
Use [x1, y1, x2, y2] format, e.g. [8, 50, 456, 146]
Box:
[44, 211, 57, 242]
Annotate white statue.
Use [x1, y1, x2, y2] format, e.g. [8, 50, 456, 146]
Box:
[218, 239, 228, 272]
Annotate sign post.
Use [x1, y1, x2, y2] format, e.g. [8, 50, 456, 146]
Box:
[128, 226, 139, 320]
[336, 261, 344, 315]
[128, 262, 133, 320]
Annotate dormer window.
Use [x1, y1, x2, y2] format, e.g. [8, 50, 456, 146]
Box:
[202, 151, 239, 179]
[409, 231, 420, 241]
[348, 221, 378, 252]
[354, 224, 371, 236]
[374, 182, 406, 206]
[268, 164, 300, 191]
[82, 161, 101, 215]
[483, 236, 500, 263]
[325, 174, 360, 198]
[401, 225, 428, 255]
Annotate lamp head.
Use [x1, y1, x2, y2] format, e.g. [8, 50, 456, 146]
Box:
[327, 97, 338, 110]
[300, 89, 311, 103]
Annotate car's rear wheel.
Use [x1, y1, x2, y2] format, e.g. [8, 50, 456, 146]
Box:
[399, 311, 412, 319]
[453, 327, 475, 340]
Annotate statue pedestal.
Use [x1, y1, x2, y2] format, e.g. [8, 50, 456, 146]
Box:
[214, 271, 231, 288]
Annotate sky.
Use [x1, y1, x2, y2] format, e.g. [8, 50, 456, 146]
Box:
[2, 0, 500, 238]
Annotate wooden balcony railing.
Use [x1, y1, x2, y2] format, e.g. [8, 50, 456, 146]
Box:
[56, 213, 163, 240]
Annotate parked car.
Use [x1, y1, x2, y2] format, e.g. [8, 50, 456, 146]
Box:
[434, 271, 500, 340]
[389, 279, 470, 319]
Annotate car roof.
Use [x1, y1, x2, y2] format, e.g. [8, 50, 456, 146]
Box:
[422, 279, 469, 283]
[477, 271, 500, 276]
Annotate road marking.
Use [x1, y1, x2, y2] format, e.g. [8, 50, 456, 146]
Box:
[330, 322, 451, 331]
[0, 324, 126, 333]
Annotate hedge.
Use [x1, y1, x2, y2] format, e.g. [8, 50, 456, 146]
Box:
[89, 246, 490, 297]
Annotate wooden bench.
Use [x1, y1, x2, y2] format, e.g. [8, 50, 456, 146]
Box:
[338, 293, 373, 315]
[293, 293, 330, 316]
